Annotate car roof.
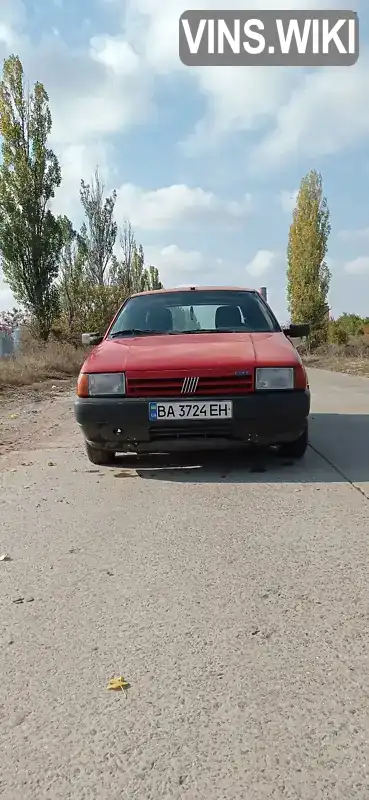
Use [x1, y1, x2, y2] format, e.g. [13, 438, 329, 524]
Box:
[130, 286, 257, 298]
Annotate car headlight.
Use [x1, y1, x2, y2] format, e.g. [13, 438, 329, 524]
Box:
[255, 367, 294, 390]
[78, 372, 126, 397]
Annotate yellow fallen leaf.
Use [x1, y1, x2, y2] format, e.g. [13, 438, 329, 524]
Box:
[106, 676, 130, 692]
[9, 414, 17, 419]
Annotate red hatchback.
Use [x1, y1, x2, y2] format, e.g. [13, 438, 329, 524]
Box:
[74, 286, 310, 465]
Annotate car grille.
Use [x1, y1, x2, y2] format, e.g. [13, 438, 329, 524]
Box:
[148, 422, 234, 441]
[126, 373, 253, 397]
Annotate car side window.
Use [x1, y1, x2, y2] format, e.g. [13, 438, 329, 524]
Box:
[241, 295, 275, 332]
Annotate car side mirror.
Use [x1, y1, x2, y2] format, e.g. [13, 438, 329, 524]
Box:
[81, 332, 103, 346]
[282, 323, 310, 339]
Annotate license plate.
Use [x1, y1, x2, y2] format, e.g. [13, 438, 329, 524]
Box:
[149, 401, 233, 421]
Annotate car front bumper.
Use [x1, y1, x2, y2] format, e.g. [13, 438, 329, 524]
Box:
[74, 390, 310, 453]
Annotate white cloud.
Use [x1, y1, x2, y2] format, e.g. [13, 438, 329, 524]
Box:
[251, 51, 369, 169]
[279, 189, 298, 213]
[67, 0, 358, 164]
[52, 142, 113, 221]
[0, 22, 15, 46]
[2, 0, 363, 183]
[1, 0, 363, 191]
[90, 35, 140, 76]
[0, 8, 154, 224]
[144, 244, 213, 287]
[245, 249, 279, 277]
[42, 40, 151, 147]
[0, 0, 25, 63]
[182, 67, 297, 157]
[0, 0, 25, 32]
[143, 244, 249, 288]
[337, 226, 369, 241]
[120, 0, 360, 159]
[0, 10, 152, 152]
[344, 257, 369, 275]
[115, 183, 252, 230]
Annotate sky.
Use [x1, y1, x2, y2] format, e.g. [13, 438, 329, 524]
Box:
[0, 0, 368, 323]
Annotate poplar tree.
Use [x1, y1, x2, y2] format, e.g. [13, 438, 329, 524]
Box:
[0, 55, 63, 340]
[287, 169, 331, 348]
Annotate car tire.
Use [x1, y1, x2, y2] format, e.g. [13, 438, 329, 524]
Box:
[277, 427, 308, 459]
[85, 441, 116, 466]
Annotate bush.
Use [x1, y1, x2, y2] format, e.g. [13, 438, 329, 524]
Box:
[328, 320, 349, 345]
[334, 313, 364, 338]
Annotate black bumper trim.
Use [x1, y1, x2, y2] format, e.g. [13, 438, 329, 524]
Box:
[74, 391, 310, 452]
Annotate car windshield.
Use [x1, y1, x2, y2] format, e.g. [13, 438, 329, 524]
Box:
[108, 289, 280, 337]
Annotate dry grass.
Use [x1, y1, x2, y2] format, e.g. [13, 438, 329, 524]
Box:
[302, 341, 369, 377]
[0, 339, 87, 391]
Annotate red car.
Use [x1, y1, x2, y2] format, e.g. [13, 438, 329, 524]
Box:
[74, 286, 310, 465]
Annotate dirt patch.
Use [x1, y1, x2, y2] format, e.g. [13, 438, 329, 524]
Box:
[0, 338, 88, 456]
[0, 377, 74, 402]
[304, 354, 369, 377]
[0, 381, 76, 456]
[0, 341, 87, 456]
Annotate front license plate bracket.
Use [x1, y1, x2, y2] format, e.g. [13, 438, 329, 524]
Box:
[148, 401, 233, 421]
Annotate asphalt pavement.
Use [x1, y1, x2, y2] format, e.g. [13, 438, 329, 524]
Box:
[0, 368, 369, 800]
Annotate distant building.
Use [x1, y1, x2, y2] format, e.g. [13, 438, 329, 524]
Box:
[0, 330, 14, 357]
[0, 326, 21, 358]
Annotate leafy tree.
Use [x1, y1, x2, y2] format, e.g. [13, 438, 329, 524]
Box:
[334, 312, 364, 338]
[145, 265, 163, 291]
[287, 169, 331, 349]
[127, 246, 164, 292]
[79, 167, 117, 286]
[54, 216, 125, 340]
[57, 216, 87, 334]
[111, 221, 163, 292]
[131, 243, 145, 292]
[56, 214, 163, 338]
[0, 55, 64, 340]
[110, 220, 136, 290]
[75, 284, 125, 335]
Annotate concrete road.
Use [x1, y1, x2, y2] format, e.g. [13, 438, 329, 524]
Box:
[0, 368, 369, 800]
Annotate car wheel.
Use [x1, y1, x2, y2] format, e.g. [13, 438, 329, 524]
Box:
[278, 427, 308, 459]
[85, 441, 116, 466]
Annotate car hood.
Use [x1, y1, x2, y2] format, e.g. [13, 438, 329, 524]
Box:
[83, 331, 301, 374]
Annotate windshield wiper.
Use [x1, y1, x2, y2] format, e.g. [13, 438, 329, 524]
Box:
[179, 328, 246, 334]
[110, 329, 166, 338]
